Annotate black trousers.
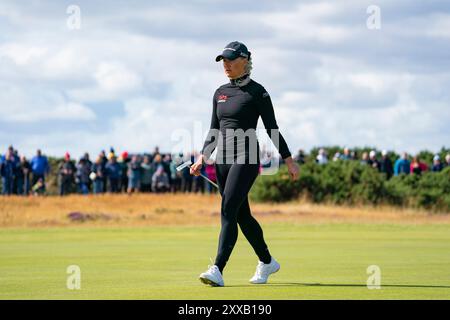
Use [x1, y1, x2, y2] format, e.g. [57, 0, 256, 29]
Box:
[214, 162, 271, 273]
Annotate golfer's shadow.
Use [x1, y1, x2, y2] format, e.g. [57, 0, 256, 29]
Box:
[225, 282, 450, 289]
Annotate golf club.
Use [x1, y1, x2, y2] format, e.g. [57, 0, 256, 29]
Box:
[176, 160, 219, 189]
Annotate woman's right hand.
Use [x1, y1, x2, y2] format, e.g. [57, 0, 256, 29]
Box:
[190, 155, 204, 176]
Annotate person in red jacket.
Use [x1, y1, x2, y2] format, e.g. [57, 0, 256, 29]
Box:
[410, 156, 428, 175]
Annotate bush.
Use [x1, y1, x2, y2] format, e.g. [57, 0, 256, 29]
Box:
[384, 177, 410, 206]
[250, 160, 450, 213]
[414, 167, 450, 212]
[250, 165, 300, 202]
[351, 164, 385, 205]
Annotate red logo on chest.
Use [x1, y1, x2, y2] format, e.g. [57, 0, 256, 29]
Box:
[218, 95, 228, 103]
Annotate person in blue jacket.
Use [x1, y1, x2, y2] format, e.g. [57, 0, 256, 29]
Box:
[30, 149, 50, 191]
[394, 152, 411, 176]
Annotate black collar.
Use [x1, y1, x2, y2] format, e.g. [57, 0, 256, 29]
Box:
[230, 73, 251, 87]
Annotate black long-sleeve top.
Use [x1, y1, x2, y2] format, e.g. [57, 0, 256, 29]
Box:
[201, 79, 291, 164]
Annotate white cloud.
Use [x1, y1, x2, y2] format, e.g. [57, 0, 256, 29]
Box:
[94, 62, 142, 93]
[426, 14, 450, 39]
[0, 43, 48, 65]
[42, 46, 91, 79]
[390, 12, 450, 39]
[260, 2, 355, 44]
[0, 1, 449, 158]
[0, 85, 95, 123]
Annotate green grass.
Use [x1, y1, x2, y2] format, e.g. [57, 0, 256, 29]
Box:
[1, 223, 450, 299]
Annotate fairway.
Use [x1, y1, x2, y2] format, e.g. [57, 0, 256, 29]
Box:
[1, 223, 450, 299]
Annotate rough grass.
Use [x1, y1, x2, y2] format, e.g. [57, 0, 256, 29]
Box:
[1, 194, 449, 228]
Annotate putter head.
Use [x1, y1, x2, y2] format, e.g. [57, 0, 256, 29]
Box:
[176, 160, 192, 172]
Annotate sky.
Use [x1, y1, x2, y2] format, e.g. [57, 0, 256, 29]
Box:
[0, 0, 449, 159]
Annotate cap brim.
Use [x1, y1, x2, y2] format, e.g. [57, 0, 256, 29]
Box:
[215, 51, 238, 62]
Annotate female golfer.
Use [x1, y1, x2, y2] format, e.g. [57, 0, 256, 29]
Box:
[190, 41, 299, 287]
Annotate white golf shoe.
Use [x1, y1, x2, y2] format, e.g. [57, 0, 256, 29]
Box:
[199, 264, 224, 287]
[249, 257, 280, 284]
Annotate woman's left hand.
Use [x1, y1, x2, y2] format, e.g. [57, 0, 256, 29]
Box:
[284, 157, 300, 181]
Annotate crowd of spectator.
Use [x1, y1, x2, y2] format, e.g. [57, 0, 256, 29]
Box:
[0, 146, 218, 196]
[311, 147, 450, 179]
[0, 146, 48, 196]
[1, 145, 449, 196]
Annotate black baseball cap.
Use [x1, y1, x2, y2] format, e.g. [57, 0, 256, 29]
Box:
[215, 41, 251, 62]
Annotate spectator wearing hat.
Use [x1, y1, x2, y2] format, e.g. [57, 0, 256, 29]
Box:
[30, 149, 50, 191]
[109, 147, 116, 157]
[410, 156, 428, 175]
[58, 152, 76, 196]
[107, 150, 115, 161]
[119, 151, 130, 193]
[368, 150, 379, 169]
[431, 155, 444, 172]
[379, 150, 393, 179]
[316, 148, 328, 165]
[394, 152, 411, 176]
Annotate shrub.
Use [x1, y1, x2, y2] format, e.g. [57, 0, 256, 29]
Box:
[250, 160, 450, 213]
